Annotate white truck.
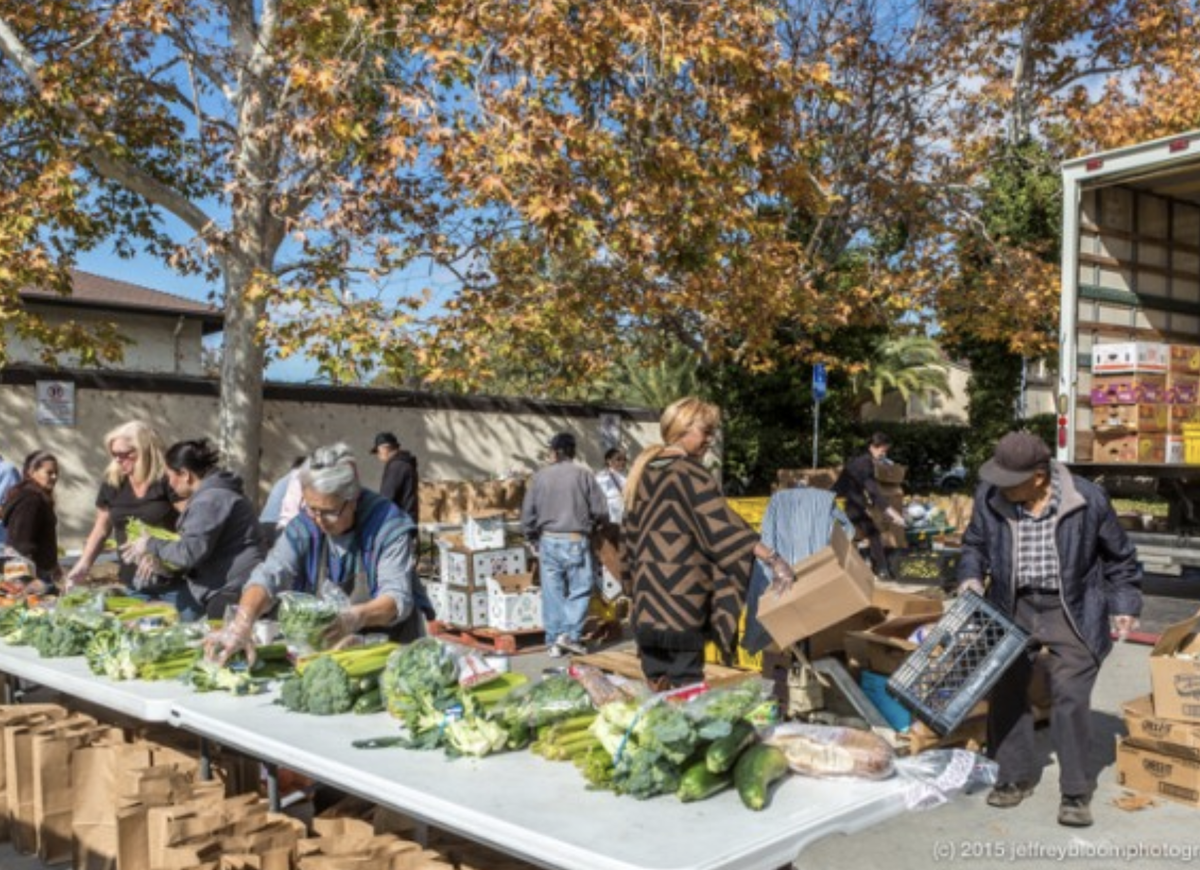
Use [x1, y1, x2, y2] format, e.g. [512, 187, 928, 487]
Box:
[1058, 129, 1200, 574]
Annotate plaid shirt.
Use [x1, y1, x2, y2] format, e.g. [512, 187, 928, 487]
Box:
[1015, 469, 1061, 592]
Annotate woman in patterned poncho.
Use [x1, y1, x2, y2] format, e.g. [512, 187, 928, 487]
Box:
[621, 397, 795, 688]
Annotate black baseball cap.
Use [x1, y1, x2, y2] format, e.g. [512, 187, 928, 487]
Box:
[548, 432, 576, 453]
[370, 432, 400, 454]
[979, 431, 1051, 488]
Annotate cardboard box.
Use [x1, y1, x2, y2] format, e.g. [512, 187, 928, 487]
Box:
[874, 462, 907, 485]
[1091, 432, 1166, 464]
[445, 588, 489, 629]
[1090, 373, 1168, 405]
[871, 584, 944, 618]
[1116, 738, 1200, 808]
[438, 542, 527, 589]
[1123, 695, 1200, 761]
[756, 525, 874, 648]
[1168, 435, 1185, 465]
[845, 614, 937, 676]
[1092, 403, 1168, 433]
[463, 511, 506, 550]
[1091, 341, 1169, 374]
[424, 581, 449, 622]
[1169, 373, 1200, 405]
[1172, 344, 1200, 373]
[486, 573, 542, 632]
[1151, 616, 1200, 723]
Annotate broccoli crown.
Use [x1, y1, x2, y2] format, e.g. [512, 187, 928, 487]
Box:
[300, 655, 356, 715]
[279, 675, 307, 711]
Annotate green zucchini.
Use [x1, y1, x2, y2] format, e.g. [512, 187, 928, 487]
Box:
[706, 720, 757, 774]
[677, 759, 733, 803]
[352, 689, 385, 715]
[734, 744, 789, 811]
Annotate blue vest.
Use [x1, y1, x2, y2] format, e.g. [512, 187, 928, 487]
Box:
[283, 489, 411, 597]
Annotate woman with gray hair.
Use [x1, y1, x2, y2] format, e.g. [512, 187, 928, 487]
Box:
[209, 442, 429, 662]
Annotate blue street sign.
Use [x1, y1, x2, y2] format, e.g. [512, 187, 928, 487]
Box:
[812, 363, 827, 402]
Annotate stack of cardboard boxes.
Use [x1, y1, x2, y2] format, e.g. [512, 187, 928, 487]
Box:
[427, 513, 538, 633]
[1117, 615, 1200, 807]
[1091, 340, 1200, 464]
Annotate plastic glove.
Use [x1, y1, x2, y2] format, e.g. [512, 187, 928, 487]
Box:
[205, 611, 257, 667]
[119, 535, 151, 565]
[64, 562, 90, 590]
[885, 507, 906, 527]
[322, 607, 367, 648]
[767, 554, 796, 596]
[957, 579, 985, 597]
[1111, 614, 1139, 642]
[131, 554, 163, 590]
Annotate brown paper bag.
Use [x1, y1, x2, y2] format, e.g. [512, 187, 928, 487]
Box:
[7, 712, 96, 855]
[72, 738, 157, 870]
[116, 781, 230, 870]
[0, 703, 68, 842]
[33, 719, 120, 864]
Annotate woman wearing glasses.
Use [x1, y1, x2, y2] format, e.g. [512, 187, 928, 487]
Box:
[209, 442, 428, 662]
[622, 397, 794, 689]
[121, 439, 264, 621]
[65, 421, 181, 589]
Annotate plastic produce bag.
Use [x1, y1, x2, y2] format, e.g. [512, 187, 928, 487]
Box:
[896, 748, 998, 811]
[762, 722, 896, 780]
[277, 586, 348, 653]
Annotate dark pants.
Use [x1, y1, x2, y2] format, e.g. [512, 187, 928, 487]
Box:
[639, 644, 705, 690]
[848, 509, 888, 576]
[988, 591, 1100, 797]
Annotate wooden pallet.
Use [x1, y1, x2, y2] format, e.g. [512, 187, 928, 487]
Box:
[427, 621, 548, 655]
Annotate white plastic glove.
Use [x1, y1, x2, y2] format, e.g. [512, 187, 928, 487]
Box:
[322, 607, 367, 648]
[131, 554, 164, 590]
[64, 563, 90, 591]
[205, 611, 257, 667]
[957, 579, 985, 597]
[767, 554, 796, 596]
[119, 535, 151, 565]
[884, 507, 906, 527]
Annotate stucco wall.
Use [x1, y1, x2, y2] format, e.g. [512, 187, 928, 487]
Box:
[5, 307, 206, 375]
[0, 370, 659, 547]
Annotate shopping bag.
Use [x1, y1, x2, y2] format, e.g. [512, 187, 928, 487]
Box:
[0, 703, 68, 843]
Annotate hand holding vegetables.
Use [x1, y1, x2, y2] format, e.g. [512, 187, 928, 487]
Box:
[206, 609, 257, 667]
[322, 606, 366, 648]
[119, 534, 151, 565]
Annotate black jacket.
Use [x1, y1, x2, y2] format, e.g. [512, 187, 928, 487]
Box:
[380, 451, 419, 525]
[956, 464, 1142, 661]
[832, 452, 886, 518]
[2, 482, 57, 575]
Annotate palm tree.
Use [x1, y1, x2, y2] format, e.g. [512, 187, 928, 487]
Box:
[612, 346, 701, 410]
[849, 335, 952, 418]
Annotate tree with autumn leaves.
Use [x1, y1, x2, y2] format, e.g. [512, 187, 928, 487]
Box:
[2, 0, 1200, 491]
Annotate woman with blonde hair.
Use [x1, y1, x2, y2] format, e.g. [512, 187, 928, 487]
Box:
[65, 421, 181, 590]
[622, 397, 795, 688]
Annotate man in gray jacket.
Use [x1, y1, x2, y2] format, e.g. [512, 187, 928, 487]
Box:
[521, 433, 608, 657]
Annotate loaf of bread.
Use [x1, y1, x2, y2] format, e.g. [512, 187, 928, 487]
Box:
[763, 723, 896, 780]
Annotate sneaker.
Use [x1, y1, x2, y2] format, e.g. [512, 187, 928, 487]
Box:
[555, 634, 587, 657]
[1058, 794, 1093, 827]
[546, 643, 564, 658]
[986, 782, 1035, 808]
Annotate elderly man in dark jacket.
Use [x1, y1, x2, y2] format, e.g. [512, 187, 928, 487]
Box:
[957, 431, 1141, 829]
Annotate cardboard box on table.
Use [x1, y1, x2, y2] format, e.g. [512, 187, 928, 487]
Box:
[756, 525, 875, 649]
[874, 462, 907, 485]
[845, 613, 940, 677]
[486, 573, 542, 632]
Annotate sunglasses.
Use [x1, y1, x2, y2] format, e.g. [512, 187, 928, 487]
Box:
[111, 449, 137, 461]
[303, 499, 351, 523]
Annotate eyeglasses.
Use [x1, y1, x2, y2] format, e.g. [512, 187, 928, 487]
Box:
[111, 449, 137, 461]
[303, 499, 350, 523]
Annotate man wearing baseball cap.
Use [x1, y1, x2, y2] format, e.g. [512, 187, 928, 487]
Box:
[957, 431, 1142, 828]
[371, 432, 419, 530]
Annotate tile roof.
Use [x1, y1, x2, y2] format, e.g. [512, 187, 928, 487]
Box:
[21, 269, 223, 333]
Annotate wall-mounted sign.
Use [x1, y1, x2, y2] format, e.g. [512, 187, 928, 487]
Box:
[36, 380, 76, 426]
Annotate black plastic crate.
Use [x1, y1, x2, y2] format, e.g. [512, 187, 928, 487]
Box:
[887, 591, 1031, 736]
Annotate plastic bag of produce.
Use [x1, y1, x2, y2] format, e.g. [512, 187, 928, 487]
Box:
[761, 722, 896, 780]
[277, 586, 348, 653]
